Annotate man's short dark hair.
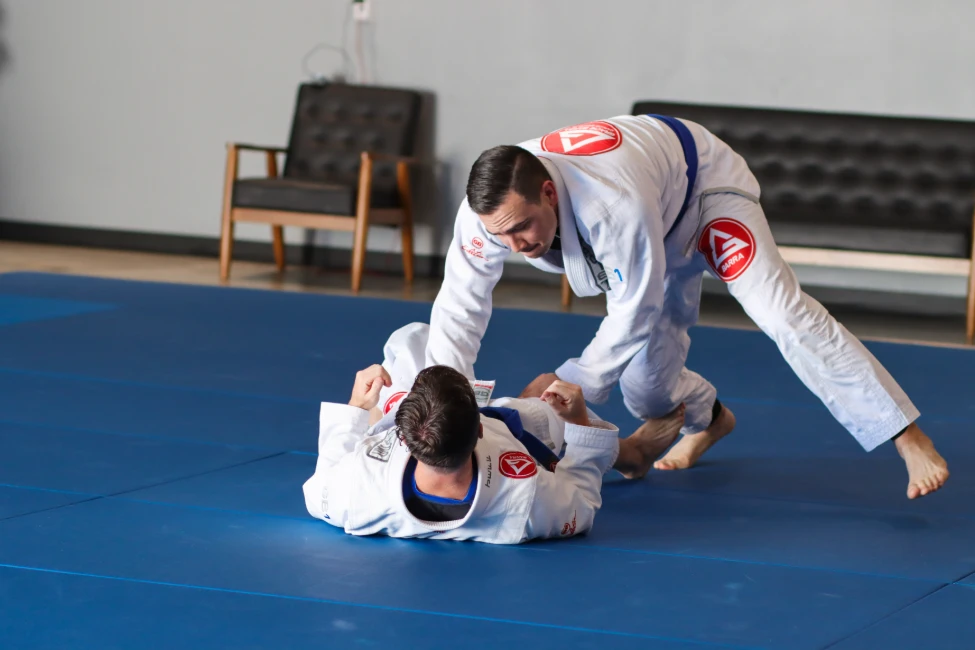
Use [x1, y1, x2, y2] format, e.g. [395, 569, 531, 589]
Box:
[395, 366, 480, 470]
[466, 145, 552, 215]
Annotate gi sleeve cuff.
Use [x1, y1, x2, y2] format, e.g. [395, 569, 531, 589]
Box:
[564, 420, 620, 449]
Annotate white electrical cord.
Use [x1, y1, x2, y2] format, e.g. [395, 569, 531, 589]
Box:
[353, 18, 369, 84]
[301, 1, 354, 82]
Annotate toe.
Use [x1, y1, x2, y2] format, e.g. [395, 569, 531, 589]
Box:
[907, 483, 920, 499]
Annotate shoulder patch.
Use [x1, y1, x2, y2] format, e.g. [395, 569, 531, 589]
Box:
[540, 121, 622, 156]
[367, 428, 398, 463]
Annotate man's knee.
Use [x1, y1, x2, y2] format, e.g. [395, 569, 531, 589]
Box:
[740, 286, 833, 342]
[623, 389, 683, 421]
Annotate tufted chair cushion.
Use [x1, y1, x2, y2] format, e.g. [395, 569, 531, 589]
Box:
[233, 83, 421, 216]
[632, 102, 975, 258]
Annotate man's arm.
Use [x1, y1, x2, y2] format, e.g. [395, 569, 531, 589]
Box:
[302, 366, 392, 526]
[553, 196, 667, 404]
[426, 200, 507, 379]
[523, 381, 619, 540]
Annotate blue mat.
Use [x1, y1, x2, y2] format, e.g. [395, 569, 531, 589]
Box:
[0, 271, 973, 650]
[0, 486, 87, 521]
[828, 585, 975, 650]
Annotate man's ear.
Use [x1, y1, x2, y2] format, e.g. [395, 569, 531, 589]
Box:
[478, 422, 484, 439]
[541, 179, 558, 207]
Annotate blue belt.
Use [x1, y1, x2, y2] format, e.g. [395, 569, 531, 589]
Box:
[480, 406, 560, 472]
[645, 114, 698, 236]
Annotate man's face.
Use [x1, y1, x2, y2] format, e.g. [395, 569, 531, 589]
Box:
[477, 181, 559, 259]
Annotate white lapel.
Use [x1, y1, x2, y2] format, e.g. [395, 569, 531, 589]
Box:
[536, 157, 607, 297]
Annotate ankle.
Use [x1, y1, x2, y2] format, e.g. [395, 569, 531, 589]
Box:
[893, 423, 924, 452]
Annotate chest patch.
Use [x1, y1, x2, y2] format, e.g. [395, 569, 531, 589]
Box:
[499, 451, 538, 479]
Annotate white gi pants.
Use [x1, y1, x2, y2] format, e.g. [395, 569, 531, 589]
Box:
[619, 191, 920, 452]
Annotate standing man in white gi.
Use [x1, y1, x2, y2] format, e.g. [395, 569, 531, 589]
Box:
[424, 114, 949, 500]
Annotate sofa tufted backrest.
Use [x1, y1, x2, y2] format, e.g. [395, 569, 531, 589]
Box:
[632, 101, 975, 257]
[284, 83, 421, 197]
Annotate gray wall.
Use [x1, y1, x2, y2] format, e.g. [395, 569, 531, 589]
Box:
[1, 0, 974, 262]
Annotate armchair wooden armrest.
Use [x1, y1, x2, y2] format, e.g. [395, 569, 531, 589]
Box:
[228, 143, 288, 154]
[362, 151, 421, 165]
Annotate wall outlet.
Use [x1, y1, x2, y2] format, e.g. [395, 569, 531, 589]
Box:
[353, 0, 371, 22]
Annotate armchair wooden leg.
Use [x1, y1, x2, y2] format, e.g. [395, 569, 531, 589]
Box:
[967, 281, 974, 345]
[967, 243, 974, 346]
[396, 161, 415, 283]
[266, 151, 285, 273]
[351, 152, 374, 293]
[561, 274, 572, 309]
[272, 226, 285, 272]
[219, 143, 239, 282]
[219, 216, 235, 281]
[965, 254, 975, 345]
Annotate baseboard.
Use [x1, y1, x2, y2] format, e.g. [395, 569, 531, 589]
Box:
[0, 219, 446, 277]
[702, 275, 968, 317]
[3, 219, 966, 317]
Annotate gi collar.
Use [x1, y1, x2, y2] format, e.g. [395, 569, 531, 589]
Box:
[386, 431, 505, 532]
[536, 156, 606, 297]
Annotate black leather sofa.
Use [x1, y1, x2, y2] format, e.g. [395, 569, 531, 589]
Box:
[631, 101, 975, 343]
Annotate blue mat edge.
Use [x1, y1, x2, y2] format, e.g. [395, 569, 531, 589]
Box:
[2, 271, 972, 355]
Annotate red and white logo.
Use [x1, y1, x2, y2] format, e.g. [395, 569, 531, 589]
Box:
[561, 511, 577, 536]
[471, 237, 484, 249]
[540, 121, 622, 156]
[462, 243, 486, 260]
[698, 218, 756, 282]
[382, 391, 407, 415]
[499, 451, 537, 479]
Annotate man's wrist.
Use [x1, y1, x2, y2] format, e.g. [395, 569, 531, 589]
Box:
[566, 413, 591, 427]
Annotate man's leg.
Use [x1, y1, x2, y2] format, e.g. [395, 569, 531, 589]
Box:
[618, 261, 737, 469]
[693, 191, 948, 498]
[614, 404, 687, 479]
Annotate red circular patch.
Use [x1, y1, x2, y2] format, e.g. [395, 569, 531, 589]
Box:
[383, 391, 407, 415]
[499, 451, 538, 479]
[540, 121, 622, 156]
[471, 237, 484, 249]
[698, 218, 756, 282]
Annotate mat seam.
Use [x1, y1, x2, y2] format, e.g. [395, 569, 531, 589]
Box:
[0, 416, 309, 456]
[0, 481, 955, 586]
[0, 366, 320, 406]
[609, 483, 975, 522]
[818, 582, 952, 649]
[0, 453, 284, 523]
[0, 562, 760, 650]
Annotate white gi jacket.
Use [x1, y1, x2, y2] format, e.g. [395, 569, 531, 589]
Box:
[425, 114, 758, 405]
[302, 396, 620, 544]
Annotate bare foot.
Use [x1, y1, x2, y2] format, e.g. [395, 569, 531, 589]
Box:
[614, 404, 686, 479]
[654, 403, 736, 471]
[894, 424, 949, 499]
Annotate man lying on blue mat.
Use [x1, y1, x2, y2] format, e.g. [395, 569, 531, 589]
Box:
[302, 323, 683, 544]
